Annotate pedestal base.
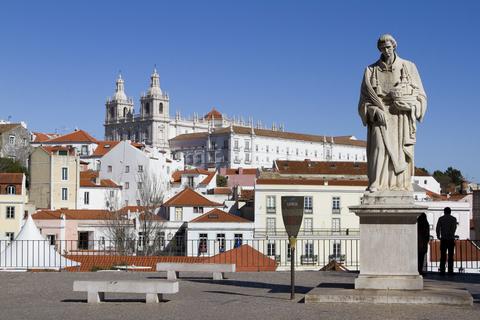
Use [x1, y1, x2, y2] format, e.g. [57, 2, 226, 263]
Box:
[355, 275, 423, 290]
[350, 191, 428, 291]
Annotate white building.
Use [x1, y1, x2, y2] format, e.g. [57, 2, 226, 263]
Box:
[78, 170, 122, 210]
[99, 140, 183, 206]
[170, 168, 217, 196]
[170, 126, 367, 169]
[186, 208, 254, 257]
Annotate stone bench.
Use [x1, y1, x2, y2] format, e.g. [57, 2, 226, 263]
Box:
[73, 280, 179, 304]
[156, 263, 235, 280]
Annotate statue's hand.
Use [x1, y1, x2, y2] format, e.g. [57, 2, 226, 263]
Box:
[374, 109, 386, 126]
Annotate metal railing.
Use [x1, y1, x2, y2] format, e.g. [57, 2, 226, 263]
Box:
[255, 228, 359, 237]
[1, 238, 478, 273]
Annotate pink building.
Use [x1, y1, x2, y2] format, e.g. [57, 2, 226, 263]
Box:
[219, 168, 258, 188]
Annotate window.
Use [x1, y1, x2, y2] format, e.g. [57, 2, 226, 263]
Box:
[234, 139, 239, 150]
[138, 232, 145, 248]
[61, 167, 68, 180]
[58, 150, 68, 156]
[138, 165, 143, 172]
[424, 180, 428, 185]
[332, 196, 340, 213]
[217, 233, 226, 252]
[332, 218, 341, 232]
[5, 232, 14, 241]
[305, 149, 308, 156]
[124, 182, 129, 189]
[305, 241, 314, 257]
[81, 145, 88, 155]
[245, 153, 251, 162]
[9, 135, 15, 145]
[267, 241, 276, 256]
[304, 196, 313, 213]
[234, 234, 243, 248]
[47, 234, 56, 246]
[6, 206, 15, 219]
[193, 207, 204, 214]
[187, 176, 194, 188]
[61, 188, 68, 201]
[296, 148, 299, 156]
[159, 102, 163, 113]
[304, 218, 313, 235]
[333, 241, 342, 258]
[84, 192, 90, 205]
[199, 234, 208, 254]
[125, 165, 130, 173]
[286, 147, 290, 155]
[137, 182, 143, 189]
[266, 217, 276, 235]
[109, 190, 115, 198]
[175, 207, 183, 221]
[255, 145, 258, 152]
[6, 185, 16, 195]
[136, 199, 141, 206]
[245, 140, 250, 151]
[107, 165, 112, 172]
[276, 146, 279, 154]
[314, 150, 318, 157]
[266, 196, 276, 213]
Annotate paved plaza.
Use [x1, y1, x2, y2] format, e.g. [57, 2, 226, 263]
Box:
[0, 271, 479, 320]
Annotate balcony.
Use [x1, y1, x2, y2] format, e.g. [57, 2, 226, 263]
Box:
[254, 228, 359, 237]
[300, 255, 318, 265]
[332, 208, 341, 214]
[328, 254, 346, 262]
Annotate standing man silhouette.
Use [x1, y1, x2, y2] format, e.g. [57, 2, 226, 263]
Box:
[436, 207, 457, 275]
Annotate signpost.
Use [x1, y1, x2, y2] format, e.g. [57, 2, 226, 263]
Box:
[281, 196, 304, 300]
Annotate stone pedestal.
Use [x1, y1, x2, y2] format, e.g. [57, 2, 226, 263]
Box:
[350, 191, 427, 290]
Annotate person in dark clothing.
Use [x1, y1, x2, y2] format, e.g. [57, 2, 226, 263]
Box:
[436, 207, 457, 275]
[417, 213, 430, 275]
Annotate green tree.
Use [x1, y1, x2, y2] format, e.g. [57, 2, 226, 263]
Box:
[216, 174, 228, 187]
[0, 158, 27, 174]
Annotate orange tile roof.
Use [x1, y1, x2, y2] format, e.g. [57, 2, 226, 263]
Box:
[223, 168, 258, 175]
[32, 132, 61, 142]
[414, 168, 430, 176]
[203, 107, 223, 120]
[171, 169, 216, 185]
[213, 187, 233, 195]
[190, 208, 252, 223]
[45, 129, 98, 143]
[79, 170, 121, 188]
[239, 189, 254, 201]
[275, 160, 367, 176]
[64, 244, 277, 272]
[256, 178, 368, 186]
[0, 173, 24, 184]
[163, 188, 223, 207]
[33, 209, 114, 220]
[40, 145, 76, 155]
[91, 141, 120, 156]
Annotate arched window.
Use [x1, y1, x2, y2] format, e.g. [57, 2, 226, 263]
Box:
[145, 102, 150, 115]
[110, 107, 115, 119]
[159, 103, 163, 114]
[123, 107, 128, 117]
[6, 185, 16, 195]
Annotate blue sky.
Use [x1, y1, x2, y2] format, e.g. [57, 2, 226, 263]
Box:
[1, 1, 479, 181]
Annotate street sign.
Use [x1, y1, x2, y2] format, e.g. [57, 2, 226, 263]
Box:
[281, 196, 304, 300]
[281, 196, 304, 238]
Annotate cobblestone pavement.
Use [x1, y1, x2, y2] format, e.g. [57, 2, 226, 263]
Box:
[0, 271, 479, 320]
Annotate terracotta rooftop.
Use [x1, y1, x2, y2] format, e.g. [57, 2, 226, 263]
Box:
[0, 123, 21, 134]
[0, 173, 24, 184]
[414, 168, 431, 176]
[91, 141, 120, 157]
[171, 169, 216, 185]
[239, 189, 254, 201]
[80, 170, 121, 188]
[223, 168, 258, 175]
[213, 187, 233, 195]
[203, 107, 223, 120]
[256, 178, 368, 187]
[33, 209, 113, 220]
[40, 145, 76, 155]
[32, 132, 61, 142]
[275, 160, 367, 176]
[163, 188, 223, 207]
[43, 129, 98, 144]
[190, 208, 252, 223]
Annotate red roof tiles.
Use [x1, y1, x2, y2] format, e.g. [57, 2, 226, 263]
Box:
[163, 188, 223, 207]
[256, 178, 368, 186]
[91, 141, 120, 156]
[45, 129, 97, 143]
[171, 169, 216, 185]
[203, 107, 223, 120]
[190, 209, 252, 223]
[275, 160, 367, 176]
[33, 209, 113, 220]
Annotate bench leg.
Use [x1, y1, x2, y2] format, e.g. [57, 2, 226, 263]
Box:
[167, 270, 177, 280]
[87, 291, 104, 304]
[213, 272, 223, 280]
[146, 293, 163, 304]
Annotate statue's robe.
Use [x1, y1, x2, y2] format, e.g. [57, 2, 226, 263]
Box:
[358, 54, 427, 191]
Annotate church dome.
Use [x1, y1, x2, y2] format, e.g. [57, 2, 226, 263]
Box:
[147, 68, 162, 96]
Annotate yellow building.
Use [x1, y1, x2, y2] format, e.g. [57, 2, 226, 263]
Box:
[29, 146, 79, 210]
[0, 173, 28, 240]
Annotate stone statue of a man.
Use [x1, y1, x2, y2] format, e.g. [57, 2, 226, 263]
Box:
[359, 34, 427, 192]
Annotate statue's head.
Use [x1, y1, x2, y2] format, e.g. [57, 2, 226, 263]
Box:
[377, 34, 397, 60]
